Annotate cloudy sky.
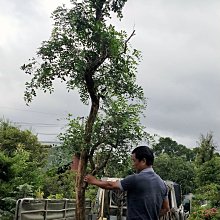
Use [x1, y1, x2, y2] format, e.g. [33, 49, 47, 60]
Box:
[0, 0, 219, 150]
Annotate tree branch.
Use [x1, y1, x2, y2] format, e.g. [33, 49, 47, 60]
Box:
[95, 0, 106, 21]
[91, 147, 113, 175]
[120, 30, 135, 55]
[88, 142, 102, 171]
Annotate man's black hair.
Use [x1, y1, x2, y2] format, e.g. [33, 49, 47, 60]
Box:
[132, 146, 154, 166]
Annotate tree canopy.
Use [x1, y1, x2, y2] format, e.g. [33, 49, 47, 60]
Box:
[154, 153, 196, 194]
[22, 0, 144, 106]
[195, 132, 217, 166]
[0, 120, 48, 218]
[0, 120, 47, 163]
[152, 137, 196, 161]
[52, 97, 146, 175]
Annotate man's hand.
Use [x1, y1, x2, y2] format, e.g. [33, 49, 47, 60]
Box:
[159, 198, 170, 216]
[84, 174, 120, 190]
[84, 174, 97, 185]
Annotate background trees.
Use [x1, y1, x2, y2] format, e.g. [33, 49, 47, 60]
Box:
[153, 153, 196, 194]
[153, 137, 196, 161]
[1, 117, 220, 219]
[195, 133, 217, 166]
[151, 136, 196, 194]
[0, 120, 78, 219]
[0, 120, 47, 163]
[191, 132, 220, 213]
[0, 120, 47, 219]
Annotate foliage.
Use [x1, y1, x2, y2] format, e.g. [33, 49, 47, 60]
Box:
[152, 137, 196, 161]
[0, 120, 47, 164]
[189, 207, 219, 220]
[194, 184, 220, 207]
[0, 196, 17, 220]
[0, 120, 48, 219]
[47, 193, 64, 199]
[195, 156, 220, 188]
[154, 153, 196, 194]
[0, 148, 45, 218]
[0, 183, 35, 220]
[0, 148, 44, 198]
[85, 185, 98, 202]
[21, 0, 144, 106]
[35, 188, 44, 199]
[0, 120, 48, 195]
[195, 133, 217, 166]
[103, 151, 133, 177]
[15, 183, 34, 198]
[42, 169, 76, 199]
[55, 97, 147, 176]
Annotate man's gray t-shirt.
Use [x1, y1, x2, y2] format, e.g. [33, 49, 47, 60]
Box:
[119, 168, 167, 220]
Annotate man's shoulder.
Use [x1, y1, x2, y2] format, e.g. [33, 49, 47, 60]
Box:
[120, 174, 137, 191]
[122, 173, 136, 182]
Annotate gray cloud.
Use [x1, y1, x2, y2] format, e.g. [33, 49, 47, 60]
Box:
[0, 0, 219, 149]
[120, 0, 220, 148]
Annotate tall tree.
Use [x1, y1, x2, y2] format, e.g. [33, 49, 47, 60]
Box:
[21, 0, 145, 219]
[153, 137, 196, 161]
[154, 153, 196, 194]
[195, 156, 220, 187]
[0, 119, 47, 164]
[195, 132, 217, 166]
[0, 120, 47, 218]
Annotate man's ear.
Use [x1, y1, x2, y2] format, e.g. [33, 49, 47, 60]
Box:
[142, 158, 147, 165]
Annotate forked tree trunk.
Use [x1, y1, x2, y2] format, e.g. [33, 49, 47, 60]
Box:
[75, 76, 99, 219]
[75, 150, 88, 220]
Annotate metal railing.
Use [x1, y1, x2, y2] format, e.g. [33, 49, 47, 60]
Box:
[14, 198, 92, 220]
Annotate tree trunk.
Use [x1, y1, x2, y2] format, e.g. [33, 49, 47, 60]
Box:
[75, 150, 88, 220]
[75, 75, 100, 219]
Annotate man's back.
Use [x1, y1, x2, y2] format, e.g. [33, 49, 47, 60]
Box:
[120, 168, 167, 220]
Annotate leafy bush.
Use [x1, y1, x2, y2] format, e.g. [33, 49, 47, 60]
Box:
[42, 169, 76, 199]
[189, 207, 219, 220]
[194, 184, 220, 207]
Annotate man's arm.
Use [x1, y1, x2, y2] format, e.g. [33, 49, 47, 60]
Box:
[84, 174, 121, 190]
[159, 198, 170, 216]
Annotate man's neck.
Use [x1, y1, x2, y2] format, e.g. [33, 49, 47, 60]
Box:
[138, 165, 152, 173]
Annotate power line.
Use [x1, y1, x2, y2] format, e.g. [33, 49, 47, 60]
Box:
[0, 106, 67, 116]
[14, 121, 66, 127]
[40, 141, 62, 144]
[37, 132, 59, 135]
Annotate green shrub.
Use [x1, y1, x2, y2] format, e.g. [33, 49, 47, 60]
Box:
[189, 207, 219, 220]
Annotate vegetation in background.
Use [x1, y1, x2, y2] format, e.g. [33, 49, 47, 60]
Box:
[0, 120, 47, 219]
[1, 118, 220, 220]
[154, 153, 196, 194]
[0, 120, 75, 219]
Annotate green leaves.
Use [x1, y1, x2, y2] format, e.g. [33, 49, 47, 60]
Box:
[154, 153, 196, 194]
[153, 137, 196, 161]
[195, 157, 220, 187]
[22, 0, 143, 105]
[50, 96, 147, 175]
[0, 120, 46, 162]
[195, 132, 217, 166]
[194, 184, 220, 207]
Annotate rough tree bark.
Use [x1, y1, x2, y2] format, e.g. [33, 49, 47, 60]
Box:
[75, 150, 89, 220]
[75, 87, 100, 220]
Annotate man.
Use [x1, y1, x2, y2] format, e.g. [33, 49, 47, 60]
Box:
[84, 146, 170, 220]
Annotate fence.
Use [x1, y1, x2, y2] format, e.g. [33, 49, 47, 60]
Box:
[14, 198, 92, 220]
